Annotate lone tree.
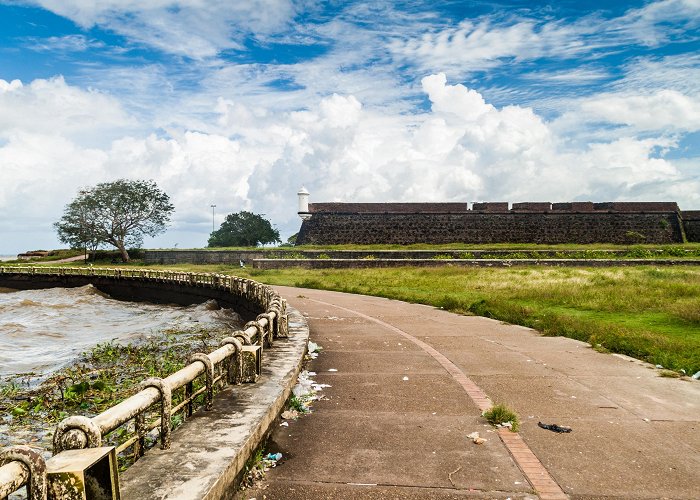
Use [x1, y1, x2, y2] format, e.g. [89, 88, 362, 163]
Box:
[53, 192, 103, 261]
[208, 211, 280, 247]
[55, 179, 174, 262]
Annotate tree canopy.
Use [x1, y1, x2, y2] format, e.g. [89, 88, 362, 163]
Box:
[208, 211, 280, 247]
[55, 179, 174, 261]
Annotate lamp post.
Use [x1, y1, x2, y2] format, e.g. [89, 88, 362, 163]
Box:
[211, 205, 216, 232]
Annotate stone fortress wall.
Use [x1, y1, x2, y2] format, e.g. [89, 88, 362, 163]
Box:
[296, 201, 699, 245]
[683, 211, 700, 242]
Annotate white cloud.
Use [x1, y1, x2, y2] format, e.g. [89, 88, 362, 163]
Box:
[0, 76, 135, 146]
[389, 0, 700, 77]
[579, 90, 700, 131]
[20, 0, 298, 59]
[1, 73, 698, 255]
[613, 54, 700, 96]
[388, 19, 578, 74]
[613, 0, 700, 46]
[25, 34, 104, 52]
[521, 68, 610, 84]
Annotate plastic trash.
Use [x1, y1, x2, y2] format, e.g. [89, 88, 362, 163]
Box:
[308, 341, 321, 353]
[281, 410, 299, 420]
[467, 431, 487, 444]
[538, 422, 572, 433]
[692, 371, 700, 380]
[265, 452, 282, 461]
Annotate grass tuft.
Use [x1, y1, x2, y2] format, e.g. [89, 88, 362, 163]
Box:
[483, 403, 520, 432]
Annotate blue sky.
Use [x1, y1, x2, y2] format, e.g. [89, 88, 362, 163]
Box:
[0, 0, 699, 254]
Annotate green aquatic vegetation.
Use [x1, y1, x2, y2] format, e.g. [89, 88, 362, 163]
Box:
[0, 326, 229, 454]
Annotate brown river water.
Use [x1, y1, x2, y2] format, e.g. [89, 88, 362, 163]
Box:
[0, 285, 243, 380]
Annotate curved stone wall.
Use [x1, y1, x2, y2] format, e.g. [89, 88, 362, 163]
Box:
[0, 268, 265, 319]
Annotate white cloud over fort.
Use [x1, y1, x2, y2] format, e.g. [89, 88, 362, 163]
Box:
[1, 70, 697, 252]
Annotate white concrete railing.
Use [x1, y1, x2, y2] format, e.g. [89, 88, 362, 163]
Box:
[0, 267, 288, 500]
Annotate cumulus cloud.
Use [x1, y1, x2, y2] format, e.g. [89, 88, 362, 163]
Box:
[0, 73, 697, 254]
[0, 76, 135, 146]
[578, 90, 700, 131]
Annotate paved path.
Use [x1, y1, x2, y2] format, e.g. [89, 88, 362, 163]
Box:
[247, 287, 700, 499]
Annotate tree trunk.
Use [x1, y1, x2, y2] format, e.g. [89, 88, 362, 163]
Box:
[117, 243, 130, 262]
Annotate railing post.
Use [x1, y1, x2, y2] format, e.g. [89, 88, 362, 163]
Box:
[140, 378, 172, 450]
[188, 354, 214, 411]
[256, 313, 274, 347]
[220, 337, 244, 385]
[185, 382, 194, 418]
[134, 412, 147, 460]
[0, 446, 47, 500]
[53, 416, 102, 454]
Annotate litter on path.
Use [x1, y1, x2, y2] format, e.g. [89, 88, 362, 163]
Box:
[467, 431, 487, 444]
[538, 422, 572, 433]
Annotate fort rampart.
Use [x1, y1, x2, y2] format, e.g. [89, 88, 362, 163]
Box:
[683, 211, 700, 242]
[296, 201, 698, 245]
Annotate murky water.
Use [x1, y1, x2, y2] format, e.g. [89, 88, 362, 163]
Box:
[0, 285, 243, 379]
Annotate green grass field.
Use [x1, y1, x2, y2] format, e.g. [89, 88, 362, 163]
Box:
[222, 265, 698, 373]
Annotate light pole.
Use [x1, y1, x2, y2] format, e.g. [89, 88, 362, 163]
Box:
[211, 204, 216, 232]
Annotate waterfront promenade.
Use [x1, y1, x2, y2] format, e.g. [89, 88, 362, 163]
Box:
[249, 286, 700, 499]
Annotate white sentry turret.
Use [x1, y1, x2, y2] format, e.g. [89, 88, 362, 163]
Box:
[297, 186, 311, 220]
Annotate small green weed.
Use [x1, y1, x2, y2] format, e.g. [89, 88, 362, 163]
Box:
[483, 403, 520, 432]
[287, 394, 308, 413]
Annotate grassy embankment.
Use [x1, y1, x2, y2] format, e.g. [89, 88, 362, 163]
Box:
[108, 262, 699, 374]
[187, 242, 700, 259]
[206, 242, 700, 251]
[265, 266, 700, 373]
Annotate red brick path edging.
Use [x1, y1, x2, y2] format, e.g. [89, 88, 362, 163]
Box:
[309, 297, 568, 499]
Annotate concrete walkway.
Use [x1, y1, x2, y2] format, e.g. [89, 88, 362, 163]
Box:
[247, 287, 700, 499]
